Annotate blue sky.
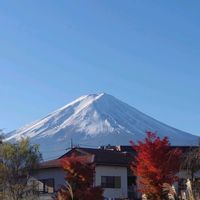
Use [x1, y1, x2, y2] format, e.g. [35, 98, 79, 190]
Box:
[0, 1, 200, 135]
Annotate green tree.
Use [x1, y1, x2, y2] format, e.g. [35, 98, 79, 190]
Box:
[0, 138, 42, 200]
[0, 129, 4, 144]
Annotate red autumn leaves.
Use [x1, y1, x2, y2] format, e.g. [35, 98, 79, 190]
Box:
[130, 131, 182, 199]
[55, 154, 103, 200]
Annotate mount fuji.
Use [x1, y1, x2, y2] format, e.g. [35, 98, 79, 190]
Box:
[6, 93, 198, 160]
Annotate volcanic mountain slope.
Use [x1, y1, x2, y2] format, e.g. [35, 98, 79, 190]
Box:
[6, 93, 198, 160]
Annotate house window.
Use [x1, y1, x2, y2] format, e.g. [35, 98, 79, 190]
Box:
[101, 176, 121, 188]
[38, 179, 55, 193]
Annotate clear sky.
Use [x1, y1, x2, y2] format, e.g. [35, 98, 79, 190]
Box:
[0, 1, 200, 135]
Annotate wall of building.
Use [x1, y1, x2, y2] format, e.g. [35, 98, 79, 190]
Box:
[31, 168, 65, 191]
[31, 165, 129, 199]
[30, 168, 66, 200]
[178, 170, 200, 178]
[95, 165, 128, 199]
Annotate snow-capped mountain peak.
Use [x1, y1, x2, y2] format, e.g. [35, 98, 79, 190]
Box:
[7, 93, 199, 159]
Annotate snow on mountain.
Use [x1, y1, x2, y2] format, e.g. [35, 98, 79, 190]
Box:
[6, 93, 199, 160]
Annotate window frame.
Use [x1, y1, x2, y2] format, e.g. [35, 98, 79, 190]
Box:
[101, 176, 121, 189]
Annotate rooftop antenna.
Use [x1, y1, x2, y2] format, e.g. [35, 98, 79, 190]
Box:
[70, 138, 73, 149]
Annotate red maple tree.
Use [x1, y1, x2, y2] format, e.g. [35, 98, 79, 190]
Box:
[55, 154, 103, 200]
[130, 131, 182, 200]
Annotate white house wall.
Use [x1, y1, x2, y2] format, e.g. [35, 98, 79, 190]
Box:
[31, 168, 65, 191]
[95, 165, 128, 199]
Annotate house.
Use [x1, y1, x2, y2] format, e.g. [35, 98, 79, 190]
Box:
[31, 146, 137, 200]
[31, 145, 200, 200]
[30, 159, 65, 200]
